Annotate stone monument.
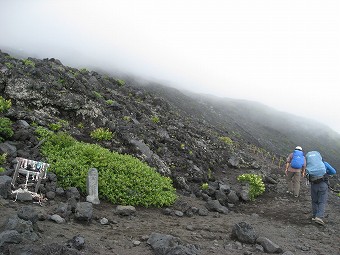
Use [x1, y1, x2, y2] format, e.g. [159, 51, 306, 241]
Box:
[86, 168, 100, 204]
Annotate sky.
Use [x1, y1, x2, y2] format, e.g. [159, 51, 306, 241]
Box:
[1, 0, 340, 134]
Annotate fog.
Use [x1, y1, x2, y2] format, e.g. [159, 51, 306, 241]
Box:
[1, 0, 339, 134]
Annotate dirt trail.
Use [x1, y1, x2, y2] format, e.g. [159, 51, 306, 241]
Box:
[1, 174, 340, 255]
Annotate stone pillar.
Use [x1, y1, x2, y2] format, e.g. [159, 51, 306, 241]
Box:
[86, 168, 100, 204]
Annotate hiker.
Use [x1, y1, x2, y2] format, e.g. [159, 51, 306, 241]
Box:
[305, 151, 336, 225]
[285, 146, 306, 197]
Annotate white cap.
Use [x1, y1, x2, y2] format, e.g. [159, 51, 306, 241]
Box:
[295, 146, 302, 151]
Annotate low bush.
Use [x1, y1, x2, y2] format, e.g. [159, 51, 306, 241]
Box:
[0, 153, 7, 165]
[38, 131, 177, 207]
[0, 117, 14, 142]
[0, 96, 11, 113]
[219, 136, 233, 146]
[237, 173, 265, 200]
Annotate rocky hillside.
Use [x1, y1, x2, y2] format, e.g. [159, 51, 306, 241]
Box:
[0, 50, 259, 192]
[133, 81, 340, 169]
[1, 50, 340, 255]
[1, 49, 340, 189]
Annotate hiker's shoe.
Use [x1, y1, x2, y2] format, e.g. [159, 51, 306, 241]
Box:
[312, 217, 316, 221]
[286, 191, 292, 195]
[314, 217, 325, 225]
[294, 195, 299, 198]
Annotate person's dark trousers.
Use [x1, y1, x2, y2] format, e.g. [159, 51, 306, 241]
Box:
[311, 181, 328, 218]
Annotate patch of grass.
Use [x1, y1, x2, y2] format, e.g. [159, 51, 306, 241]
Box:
[90, 128, 113, 141]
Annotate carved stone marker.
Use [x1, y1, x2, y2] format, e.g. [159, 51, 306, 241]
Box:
[86, 168, 100, 204]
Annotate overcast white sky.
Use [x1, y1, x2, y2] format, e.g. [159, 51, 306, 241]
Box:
[1, 0, 340, 133]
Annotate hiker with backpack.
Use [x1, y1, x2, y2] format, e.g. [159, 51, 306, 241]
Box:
[305, 151, 337, 225]
[285, 146, 306, 197]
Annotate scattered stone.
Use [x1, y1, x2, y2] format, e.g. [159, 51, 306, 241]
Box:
[17, 205, 39, 224]
[45, 191, 56, 200]
[198, 208, 209, 216]
[15, 191, 33, 201]
[132, 240, 141, 246]
[68, 235, 85, 250]
[231, 222, 258, 244]
[0, 230, 22, 247]
[147, 232, 200, 255]
[65, 187, 80, 200]
[115, 205, 136, 216]
[174, 210, 184, 217]
[282, 251, 295, 255]
[162, 208, 172, 215]
[50, 214, 65, 224]
[256, 236, 282, 253]
[55, 187, 65, 196]
[100, 218, 109, 225]
[75, 202, 93, 222]
[0, 175, 12, 199]
[205, 200, 228, 214]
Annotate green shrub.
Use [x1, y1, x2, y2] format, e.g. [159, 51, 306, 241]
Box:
[201, 183, 209, 190]
[4, 62, 14, 69]
[22, 59, 35, 67]
[35, 126, 54, 140]
[0, 117, 14, 142]
[58, 78, 65, 84]
[0, 167, 5, 173]
[90, 128, 113, 141]
[0, 153, 7, 165]
[123, 116, 131, 122]
[39, 132, 177, 207]
[48, 120, 69, 132]
[219, 136, 233, 146]
[49, 123, 63, 132]
[151, 116, 160, 123]
[93, 91, 103, 99]
[0, 96, 11, 113]
[106, 99, 114, 105]
[237, 173, 265, 200]
[116, 79, 125, 86]
[80, 68, 88, 74]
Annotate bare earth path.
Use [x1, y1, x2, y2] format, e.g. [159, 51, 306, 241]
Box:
[1, 174, 340, 255]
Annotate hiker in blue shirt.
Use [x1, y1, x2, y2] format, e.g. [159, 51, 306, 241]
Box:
[305, 151, 337, 226]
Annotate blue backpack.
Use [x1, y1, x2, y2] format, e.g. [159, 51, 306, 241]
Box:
[306, 151, 326, 177]
[290, 150, 305, 169]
